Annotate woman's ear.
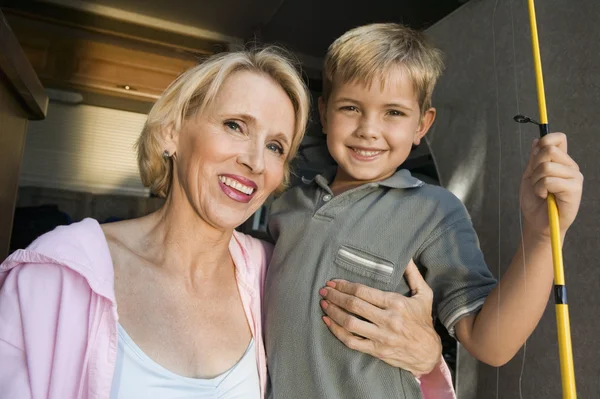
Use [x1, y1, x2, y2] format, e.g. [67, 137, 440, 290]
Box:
[161, 123, 179, 157]
[413, 107, 436, 146]
[318, 96, 328, 135]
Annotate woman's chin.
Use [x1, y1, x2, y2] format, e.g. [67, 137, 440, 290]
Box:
[208, 210, 255, 231]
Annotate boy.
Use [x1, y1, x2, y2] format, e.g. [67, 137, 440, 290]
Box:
[264, 23, 583, 398]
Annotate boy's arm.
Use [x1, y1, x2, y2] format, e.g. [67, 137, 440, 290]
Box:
[455, 228, 557, 366]
[455, 133, 583, 366]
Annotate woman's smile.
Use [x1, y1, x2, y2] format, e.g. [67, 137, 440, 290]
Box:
[218, 174, 257, 203]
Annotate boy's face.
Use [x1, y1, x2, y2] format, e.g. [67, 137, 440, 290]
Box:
[319, 68, 435, 189]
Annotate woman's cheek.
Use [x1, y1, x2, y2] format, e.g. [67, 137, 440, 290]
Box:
[265, 161, 285, 191]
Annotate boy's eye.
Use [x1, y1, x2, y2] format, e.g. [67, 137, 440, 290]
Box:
[387, 110, 405, 117]
[224, 121, 243, 132]
[267, 142, 285, 156]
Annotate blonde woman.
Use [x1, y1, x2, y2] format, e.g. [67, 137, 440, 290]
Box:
[0, 47, 309, 399]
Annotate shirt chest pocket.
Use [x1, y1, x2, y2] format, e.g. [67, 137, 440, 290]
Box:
[333, 245, 396, 290]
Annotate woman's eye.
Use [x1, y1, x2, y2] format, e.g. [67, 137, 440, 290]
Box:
[340, 105, 358, 112]
[267, 142, 284, 155]
[224, 121, 242, 132]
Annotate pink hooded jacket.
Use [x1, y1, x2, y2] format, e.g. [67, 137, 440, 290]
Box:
[0, 219, 454, 399]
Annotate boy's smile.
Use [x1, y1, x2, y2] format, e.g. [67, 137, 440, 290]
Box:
[319, 67, 436, 194]
[349, 146, 386, 160]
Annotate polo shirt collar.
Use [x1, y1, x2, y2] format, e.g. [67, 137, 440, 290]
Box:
[311, 168, 424, 191]
[378, 169, 424, 189]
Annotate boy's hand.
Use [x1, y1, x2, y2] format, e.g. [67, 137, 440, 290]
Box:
[521, 133, 583, 236]
[318, 260, 442, 376]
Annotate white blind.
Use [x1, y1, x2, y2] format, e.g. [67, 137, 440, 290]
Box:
[20, 102, 150, 196]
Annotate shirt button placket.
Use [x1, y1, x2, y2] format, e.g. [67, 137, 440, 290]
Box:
[314, 193, 333, 218]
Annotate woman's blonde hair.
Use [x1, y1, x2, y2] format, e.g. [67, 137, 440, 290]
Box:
[137, 46, 311, 197]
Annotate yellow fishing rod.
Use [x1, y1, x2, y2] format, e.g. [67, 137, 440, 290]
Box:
[514, 1, 577, 398]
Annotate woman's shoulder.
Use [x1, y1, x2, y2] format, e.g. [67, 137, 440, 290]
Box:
[17, 218, 107, 262]
[2, 218, 116, 298]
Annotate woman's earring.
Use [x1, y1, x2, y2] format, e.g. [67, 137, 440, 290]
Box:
[163, 150, 170, 159]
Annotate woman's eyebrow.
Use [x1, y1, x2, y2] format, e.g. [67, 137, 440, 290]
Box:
[271, 132, 290, 146]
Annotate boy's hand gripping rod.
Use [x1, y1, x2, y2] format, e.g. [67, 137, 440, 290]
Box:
[514, 1, 577, 398]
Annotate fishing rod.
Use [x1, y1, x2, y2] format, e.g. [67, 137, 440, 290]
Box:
[513, 1, 577, 397]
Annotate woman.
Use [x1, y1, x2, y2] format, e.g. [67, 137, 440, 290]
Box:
[1, 47, 308, 399]
[0, 47, 449, 399]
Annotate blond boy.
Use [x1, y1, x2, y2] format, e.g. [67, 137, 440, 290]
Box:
[264, 23, 583, 399]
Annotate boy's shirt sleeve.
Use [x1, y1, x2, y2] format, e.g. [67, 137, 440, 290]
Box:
[415, 197, 497, 338]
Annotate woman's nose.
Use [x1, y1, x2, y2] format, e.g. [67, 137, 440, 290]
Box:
[237, 145, 265, 174]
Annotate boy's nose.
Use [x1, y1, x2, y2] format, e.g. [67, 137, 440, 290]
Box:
[355, 121, 380, 141]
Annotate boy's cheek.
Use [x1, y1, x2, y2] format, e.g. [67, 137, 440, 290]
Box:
[328, 115, 356, 133]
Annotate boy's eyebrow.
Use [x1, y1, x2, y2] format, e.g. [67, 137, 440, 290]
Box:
[333, 97, 361, 104]
[383, 102, 415, 111]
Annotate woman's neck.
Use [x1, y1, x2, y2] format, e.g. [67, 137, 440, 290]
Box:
[140, 189, 235, 281]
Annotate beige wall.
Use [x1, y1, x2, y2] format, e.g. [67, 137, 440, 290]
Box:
[426, 1, 600, 397]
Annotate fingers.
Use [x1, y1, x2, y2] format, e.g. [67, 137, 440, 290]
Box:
[525, 134, 583, 200]
[530, 141, 578, 173]
[320, 299, 381, 339]
[322, 315, 376, 355]
[524, 133, 572, 177]
[403, 259, 433, 301]
[530, 161, 580, 184]
[325, 279, 391, 309]
[537, 132, 568, 152]
[533, 176, 583, 200]
[530, 162, 584, 199]
[323, 260, 433, 314]
[319, 285, 386, 324]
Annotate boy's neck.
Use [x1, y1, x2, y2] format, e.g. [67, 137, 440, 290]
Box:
[330, 169, 395, 195]
[330, 180, 363, 195]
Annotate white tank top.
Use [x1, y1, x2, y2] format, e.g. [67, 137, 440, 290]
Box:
[109, 324, 260, 399]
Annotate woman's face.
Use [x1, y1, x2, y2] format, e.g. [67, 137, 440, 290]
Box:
[171, 70, 296, 230]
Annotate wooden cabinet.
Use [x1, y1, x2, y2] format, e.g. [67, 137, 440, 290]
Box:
[0, 10, 48, 259]
[7, 15, 202, 103]
[68, 41, 196, 100]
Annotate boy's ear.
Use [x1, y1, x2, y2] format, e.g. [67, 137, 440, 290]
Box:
[414, 107, 436, 145]
[318, 96, 328, 134]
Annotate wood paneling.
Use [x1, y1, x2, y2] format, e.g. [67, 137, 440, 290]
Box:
[0, 10, 48, 260]
[0, 77, 29, 259]
[8, 15, 199, 102]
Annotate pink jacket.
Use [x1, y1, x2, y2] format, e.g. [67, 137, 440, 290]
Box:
[0, 219, 454, 399]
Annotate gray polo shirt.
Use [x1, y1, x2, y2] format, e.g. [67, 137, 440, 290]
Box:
[264, 168, 497, 399]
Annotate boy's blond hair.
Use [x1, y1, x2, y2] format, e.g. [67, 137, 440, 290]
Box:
[322, 23, 444, 114]
[137, 46, 310, 197]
